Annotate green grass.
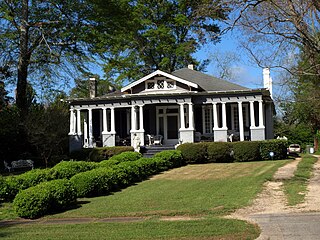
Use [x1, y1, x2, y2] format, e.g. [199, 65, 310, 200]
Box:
[283, 154, 318, 205]
[0, 160, 288, 239]
[0, 217, 259, 240]
[49, 161, 287, 219]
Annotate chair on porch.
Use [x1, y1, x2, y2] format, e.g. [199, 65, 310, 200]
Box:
[153, 135, 163, 145]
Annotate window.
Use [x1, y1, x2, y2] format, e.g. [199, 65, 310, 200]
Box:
[147, 82, 155, 89]
[145, 79, 176, 91]
[167, 81, 174, 88]
[202, 106, 213, 134]
[157, 80, 164, 89]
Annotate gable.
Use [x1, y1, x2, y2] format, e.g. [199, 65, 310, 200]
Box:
[121, 70, 198, 94]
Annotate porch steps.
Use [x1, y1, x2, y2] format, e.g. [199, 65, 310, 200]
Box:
[142, 145, 175, 158]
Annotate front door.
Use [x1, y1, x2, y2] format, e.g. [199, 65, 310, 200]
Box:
[157, 106, 179, 145]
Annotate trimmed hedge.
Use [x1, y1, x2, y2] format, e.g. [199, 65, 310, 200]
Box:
[232, 141, 261, 162]
[0, 169, 54, 201]
[177, 143, 208, 163]
[70, 157, 173, 198]
[0, 161, 98, 201]
[154, 150, 184, 167]
[99, 159, 120, 168]
[108, 151, 142, 162]
[260, 139, 288, 160]
[13, 179, 76, 219]
[51, 161, 98, 179]
[89, 146, 134, 162]
[178, 140, 288, 163]
[207, 142, 232, 163]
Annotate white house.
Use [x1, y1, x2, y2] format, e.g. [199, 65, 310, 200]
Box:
[68, 66, 274, 152]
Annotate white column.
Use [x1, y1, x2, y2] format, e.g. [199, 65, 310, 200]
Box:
[131, 105, 137, 131]
[110, 107, 115, 133]
[188, 103, 194, 130]
[179, 103, 185, 129]
[221, 102, 227, 129]
[76, 109, 82, 135]
[69, 109, 75, 134]
[238, 102, 244, 141]
[83, 118, 88, 147]
[139, 105, 144, 131]
[88, 108, 93, 147]
[102, 108, 108, 133]
[250, 101, 255, 128]
[258, 100, 264, 127]
[212, 103, 218, 129]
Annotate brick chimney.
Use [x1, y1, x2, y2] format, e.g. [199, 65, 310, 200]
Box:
[89, 77, 97, 98]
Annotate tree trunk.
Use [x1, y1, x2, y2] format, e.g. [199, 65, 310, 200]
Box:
[16, 0, 30, 119]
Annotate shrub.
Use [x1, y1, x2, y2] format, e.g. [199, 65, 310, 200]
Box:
[69, 148, 92, 161]
[51, 161, 98, 179]
[99, 159, 120, 168]
[260, 139, 288, 160]
[89, 146, 134, 162]
[1, 169, 54, 201]
[207, 142, 233, 163]
[70, 168, 119, 197]
[108, 151, 142, 162]
[154, 150, 184, 167]
[177, 143, 208, 164]
[71, 156, 173, 198]
[232, 141, 261, 162]
[13, 179, 76, 219]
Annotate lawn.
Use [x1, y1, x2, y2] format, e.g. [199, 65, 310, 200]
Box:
[0, 160, 288, 239]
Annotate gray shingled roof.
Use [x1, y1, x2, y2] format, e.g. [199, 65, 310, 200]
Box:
[171, 68, 249, 91]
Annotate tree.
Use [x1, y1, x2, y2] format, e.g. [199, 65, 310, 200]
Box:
[25, 94, 69, 167]
[92, 0, 228, 85]
[0, 0, 128, 117]
[229, 0, 320, 76]
[69, 74, 119, 99]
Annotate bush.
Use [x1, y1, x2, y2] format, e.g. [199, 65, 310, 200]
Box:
[51, 161, 98, 179]
[71, 156, 173, 198]
[89, 146, 134, 162]
[232, 141, 261, 162]
[13, 179, 76, 219]
[108, 151, 142, 162]
[177, 143, 208, 164]
[207, 142, 233, 163]
[154, 150, 184, 167]
[1, 169, 54, 201]
[70, 167, 119, 197]
[69, 148, 92, 161]
[99, 159, 120, 168]
[260, 139, 288, 160]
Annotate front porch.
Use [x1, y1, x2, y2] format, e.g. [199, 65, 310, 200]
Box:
[69, 94, 272, 152]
